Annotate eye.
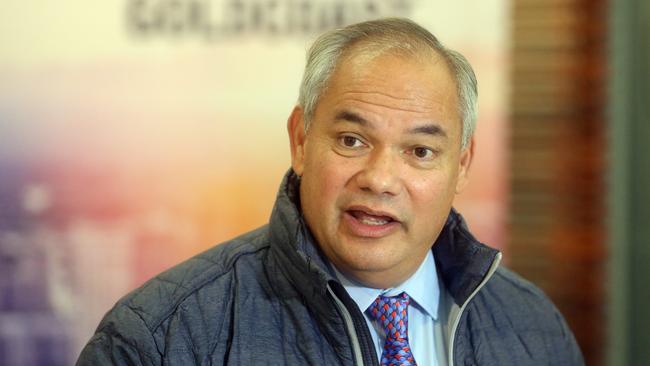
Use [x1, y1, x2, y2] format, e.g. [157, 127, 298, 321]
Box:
[412, 146, 435, 159]
[338, 134, 365, 148]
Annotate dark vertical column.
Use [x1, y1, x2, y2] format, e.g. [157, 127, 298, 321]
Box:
[509, 1, 607, 365]
[609, 0, 650, 364]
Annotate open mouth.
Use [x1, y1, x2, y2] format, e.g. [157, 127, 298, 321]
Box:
[343, 207, 400, 238]
[348, 210, 395, 226]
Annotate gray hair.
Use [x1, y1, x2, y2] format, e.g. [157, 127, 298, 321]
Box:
[297, 18, 478, 149]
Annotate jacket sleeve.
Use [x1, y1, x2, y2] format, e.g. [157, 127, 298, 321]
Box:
[554, 307, 585, 365]
[76, 304, 162, 366]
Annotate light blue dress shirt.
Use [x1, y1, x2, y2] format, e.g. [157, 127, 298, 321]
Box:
[334, 251, 443, 366]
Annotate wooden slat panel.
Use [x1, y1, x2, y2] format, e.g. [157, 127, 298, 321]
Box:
[509, 0, 606, 364]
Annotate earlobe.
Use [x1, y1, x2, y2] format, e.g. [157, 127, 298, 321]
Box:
[455, 138, 475, 194]
[287, 106, 307, 176]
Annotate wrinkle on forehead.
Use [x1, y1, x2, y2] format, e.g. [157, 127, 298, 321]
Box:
[338, 93, 439, 115]
[343, 90, 413, 102]
[334, 53, 456, 106]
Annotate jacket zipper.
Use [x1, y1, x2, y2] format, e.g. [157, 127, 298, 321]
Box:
[448, 252, 502, 366]
[325, 253, 502, 366]
[327, 284, 365, 366]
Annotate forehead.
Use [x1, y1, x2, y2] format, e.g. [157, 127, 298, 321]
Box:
[315, 48, 461, 133]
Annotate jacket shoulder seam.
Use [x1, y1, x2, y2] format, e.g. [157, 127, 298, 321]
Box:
[491, 267, 547, 299]
[93, 305, 162, 360]
[124, 230, 271, 333]
[151, 243, 270, 332]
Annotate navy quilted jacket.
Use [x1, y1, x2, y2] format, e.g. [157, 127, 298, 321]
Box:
[77, 171, 583, 365]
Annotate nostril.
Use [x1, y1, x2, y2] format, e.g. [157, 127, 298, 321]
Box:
[354, 160, 402, 196]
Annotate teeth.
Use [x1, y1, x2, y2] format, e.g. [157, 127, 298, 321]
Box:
[359, 216, 389, 226]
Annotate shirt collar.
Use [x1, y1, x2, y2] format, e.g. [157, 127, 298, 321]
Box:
[334, 250, 440, 320]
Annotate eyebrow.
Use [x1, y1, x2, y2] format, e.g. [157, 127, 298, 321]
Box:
[334, 110, 448, 138]
[335, 111, 369, 126]
[409, 124, 447, 138]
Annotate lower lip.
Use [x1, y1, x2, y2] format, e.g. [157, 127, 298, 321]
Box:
[342, 211, 401, 238]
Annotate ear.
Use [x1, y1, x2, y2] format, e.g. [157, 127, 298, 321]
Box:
[455, 137, 475, 194]
[287, 106, 307, 176]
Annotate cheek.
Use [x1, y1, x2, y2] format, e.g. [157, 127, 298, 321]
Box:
[321, 163, 352, 204]
[409, 173, 458, 209]
[303, 151, 350, 211]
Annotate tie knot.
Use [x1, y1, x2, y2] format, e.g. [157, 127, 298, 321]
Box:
[368, 292, 411, 341]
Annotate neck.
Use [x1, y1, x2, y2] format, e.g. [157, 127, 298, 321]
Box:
[333, 255, 429, 289]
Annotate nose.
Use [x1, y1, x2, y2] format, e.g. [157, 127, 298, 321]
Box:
[354, 148, 403, 196]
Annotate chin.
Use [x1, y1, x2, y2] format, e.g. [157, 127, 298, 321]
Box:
[341, 255, 400, 276]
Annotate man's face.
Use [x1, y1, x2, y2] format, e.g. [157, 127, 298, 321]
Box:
[288, 50, 473, 288]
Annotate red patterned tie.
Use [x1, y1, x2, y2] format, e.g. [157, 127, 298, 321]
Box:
[368, 292, 417, 366]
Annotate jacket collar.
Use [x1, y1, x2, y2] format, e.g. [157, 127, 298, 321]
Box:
[432, 209, 501, 305]
[267, 170, 335, 309]
[268, 169, 501, 308]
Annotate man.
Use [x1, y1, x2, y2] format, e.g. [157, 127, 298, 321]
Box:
[78, 18, 583, 365]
